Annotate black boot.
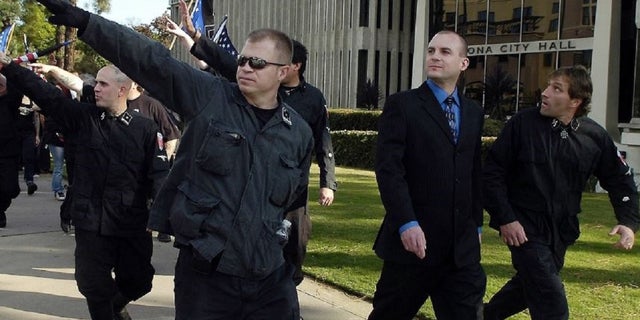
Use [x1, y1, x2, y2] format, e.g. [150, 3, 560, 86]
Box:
[0, 211, 6, 228]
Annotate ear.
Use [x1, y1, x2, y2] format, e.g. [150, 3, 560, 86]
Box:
[460, 57, 470, 71]
[278, 65, 290, 81]
[291, 62, 302, 72]
[570, 98, 582, 110]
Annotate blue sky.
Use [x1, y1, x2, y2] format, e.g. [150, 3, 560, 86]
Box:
[76, 0, 170, 25]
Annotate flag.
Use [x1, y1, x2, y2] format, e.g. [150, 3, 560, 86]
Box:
[212, 17, 238, 58]
[13, 40, 75, 64]
[0, 24, 15, 53]
[191, 0, 205, 36]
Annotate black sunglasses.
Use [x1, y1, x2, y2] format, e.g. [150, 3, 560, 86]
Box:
[236, 55, 286, 69]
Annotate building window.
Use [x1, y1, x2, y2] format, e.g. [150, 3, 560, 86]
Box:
[376, 0, 382, 28]
[552, 2, 559, 14]
[399, 0, 405, 31]
[544, 53, 553, 67]
[359, 0, 369, 27]
[388, 0, 393, 29]
[582, 0, 596, 26]
[549, 18, 558, 32]
[446, 12, 455, 24]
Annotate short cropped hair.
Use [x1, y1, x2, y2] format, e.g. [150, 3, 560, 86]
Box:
[246, 29, 293, 65]
[434, 30, 468, 58]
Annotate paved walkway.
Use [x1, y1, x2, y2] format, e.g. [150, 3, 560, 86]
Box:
[0, 174, 372, 319]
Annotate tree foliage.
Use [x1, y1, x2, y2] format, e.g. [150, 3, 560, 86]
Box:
[3, 0, 170, 75]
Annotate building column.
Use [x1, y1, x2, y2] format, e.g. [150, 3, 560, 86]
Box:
[590, 0, 621, 140]
[411, 0, 429, 87]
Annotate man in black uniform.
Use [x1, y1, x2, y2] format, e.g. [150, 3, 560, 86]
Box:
[0, 55, 169, 320]
[35, 1, 314, 319]
[0, 74, 23, 228]
[169, 2, 338, 285]
[483, 65, 640, 320]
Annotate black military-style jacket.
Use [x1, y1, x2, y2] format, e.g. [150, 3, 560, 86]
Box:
[484, 107, 640, 249]
[1, 62, 169, 237]
[80, 15, 314, 279]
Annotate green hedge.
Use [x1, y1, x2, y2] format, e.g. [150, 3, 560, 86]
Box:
[332, 131, 497, 170]
[332, 130, 377, 170]
[329, 108, 505, 136]
[329, 109, 381, 131]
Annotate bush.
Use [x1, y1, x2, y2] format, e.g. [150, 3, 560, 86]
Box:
[332, 130, 377, 170]
[356, 79, 383, 110]
[483, 118, 505, 137]
[329, 109, 381, 131]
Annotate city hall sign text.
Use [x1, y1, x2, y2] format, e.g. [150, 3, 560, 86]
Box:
[467, 38, 593, 56]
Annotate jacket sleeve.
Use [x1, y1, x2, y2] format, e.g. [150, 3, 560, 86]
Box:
[311, 94, 338, 191]
[79, 14, 217, 122]
[191, 37, 238, 82]
[143, 123, 170, 199]
[594, 134, 640, 232]
[375, 95, 416, 231]
[1, 62, 85, 134]
[482, 116, 519, 230]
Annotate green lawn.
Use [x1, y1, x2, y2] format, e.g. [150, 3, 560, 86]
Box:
[304, 166, 640, 320]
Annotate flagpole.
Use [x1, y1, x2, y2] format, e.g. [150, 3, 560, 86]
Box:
[169, 0, 196, 51]
[4, 23, 15, 54]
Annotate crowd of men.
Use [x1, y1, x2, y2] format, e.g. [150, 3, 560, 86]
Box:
[0, 1, 637, 320]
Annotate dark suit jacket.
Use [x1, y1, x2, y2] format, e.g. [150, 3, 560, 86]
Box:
[374, 82, 484, 267]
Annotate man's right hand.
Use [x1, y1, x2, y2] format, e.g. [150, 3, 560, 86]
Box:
[179, 0, 198, 39]
[400, 225, 427, 259]
[28, 63, 53, 75]
[499, 221, 528, 247]
[37, 0, 90, 30]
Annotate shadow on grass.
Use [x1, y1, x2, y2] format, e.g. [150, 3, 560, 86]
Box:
[304, 251, 381, 272]
[482, 261, 640, 287]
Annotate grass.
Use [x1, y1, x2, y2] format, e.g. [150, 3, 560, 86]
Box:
[304, 166, 640, 320]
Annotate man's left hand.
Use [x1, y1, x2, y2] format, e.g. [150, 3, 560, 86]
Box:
[318, 187, 334, 206]
[609, 225, 635, 250]
[36, 0, 90, 30]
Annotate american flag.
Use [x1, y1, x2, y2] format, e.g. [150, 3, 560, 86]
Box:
[0, 24, 14, 53]
[212, 17, 238, 58]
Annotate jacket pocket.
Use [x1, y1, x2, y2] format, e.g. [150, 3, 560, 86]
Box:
[195, 122, 244, 175]
[269, 154, 303, 207]
[169, 181, 221, 239]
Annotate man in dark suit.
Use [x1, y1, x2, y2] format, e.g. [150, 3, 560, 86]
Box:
[369, 30, 486, 320]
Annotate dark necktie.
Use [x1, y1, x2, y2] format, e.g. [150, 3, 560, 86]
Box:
[444, 96, 457, 141]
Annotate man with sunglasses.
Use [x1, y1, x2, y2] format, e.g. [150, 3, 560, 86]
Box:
[34, 1, 314, 319]
[169, 1, 338, 290]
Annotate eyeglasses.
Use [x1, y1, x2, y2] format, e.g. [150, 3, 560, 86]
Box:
[236, 55, 286, 69]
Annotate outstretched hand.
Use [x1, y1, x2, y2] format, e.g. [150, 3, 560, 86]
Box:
[178, 0, 198, 38]
[36, 0, 90, 30]
[165, 18, 189, 39]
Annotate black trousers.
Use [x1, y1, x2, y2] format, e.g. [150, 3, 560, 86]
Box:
[19, 132, 37, 183]
[174, 247, 299, 320]
[74, 229, 154, 320]
[283, 205, 311, 285]
[484, 241, 569, 320]
[0, 157, 20, 212]
[368, 259, 486, 320]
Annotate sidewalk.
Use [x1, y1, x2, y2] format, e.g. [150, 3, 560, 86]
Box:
[0, 174, 372, 319]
